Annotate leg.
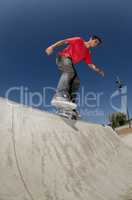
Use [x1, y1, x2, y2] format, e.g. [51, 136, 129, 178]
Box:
[51, 56, 77, 109]
[56, 56, 76, 99]
[69, 74, 80, 103]
[68, 75, 81, 119]
[56, 72, 75, 99]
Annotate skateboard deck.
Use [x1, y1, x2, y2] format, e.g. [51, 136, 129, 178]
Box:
[51, 98, 77, 110]
[56, 109, 78, 120]
[51, 98, 79, 120]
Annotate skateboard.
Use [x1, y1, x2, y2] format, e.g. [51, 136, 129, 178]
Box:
[51, 98, 80, 120]
[56, 108, 80, 120]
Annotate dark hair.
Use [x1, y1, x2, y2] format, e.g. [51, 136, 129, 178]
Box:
[91, 35, 102, 45]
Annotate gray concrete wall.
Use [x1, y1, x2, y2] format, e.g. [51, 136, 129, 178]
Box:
[0, 98, 132, 200]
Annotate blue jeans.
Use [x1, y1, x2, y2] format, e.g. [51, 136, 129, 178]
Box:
[56, 56, 80, 103]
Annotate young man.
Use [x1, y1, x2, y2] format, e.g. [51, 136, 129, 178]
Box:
[45, 36, 104, 110]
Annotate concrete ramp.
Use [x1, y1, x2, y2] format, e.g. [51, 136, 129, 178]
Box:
[0, 98, 132, 200]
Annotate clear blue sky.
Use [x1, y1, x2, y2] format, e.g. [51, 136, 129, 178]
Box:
[0, 0, 132, 124]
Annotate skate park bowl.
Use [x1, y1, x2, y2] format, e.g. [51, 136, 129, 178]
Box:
[0, 97, 132, 200]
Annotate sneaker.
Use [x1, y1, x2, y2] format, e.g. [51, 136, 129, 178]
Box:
[51, 95, 77, 110]
[72, 109, 81, 118]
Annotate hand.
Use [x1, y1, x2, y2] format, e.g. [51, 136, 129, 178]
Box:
[45, 46, 54, 55]
[98, 69, 105, 77]
[88, 64, 105, 77]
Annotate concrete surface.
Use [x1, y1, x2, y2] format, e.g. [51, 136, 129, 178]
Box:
[0, 97, 132, 200]
[121, 133, 132, 148]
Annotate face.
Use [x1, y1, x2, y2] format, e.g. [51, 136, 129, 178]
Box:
[90, 39, 100, 47]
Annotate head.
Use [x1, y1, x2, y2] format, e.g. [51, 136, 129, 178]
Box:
[89, 35, 102, 48]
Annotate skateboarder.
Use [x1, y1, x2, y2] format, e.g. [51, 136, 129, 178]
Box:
[45, 36, 104, 112]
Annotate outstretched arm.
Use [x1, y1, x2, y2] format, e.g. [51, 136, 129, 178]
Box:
[45, 40, 66, 55]
[88, 64, 105, 77]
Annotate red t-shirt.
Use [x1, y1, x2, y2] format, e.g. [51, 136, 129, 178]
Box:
[58, 37, 92, 64]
